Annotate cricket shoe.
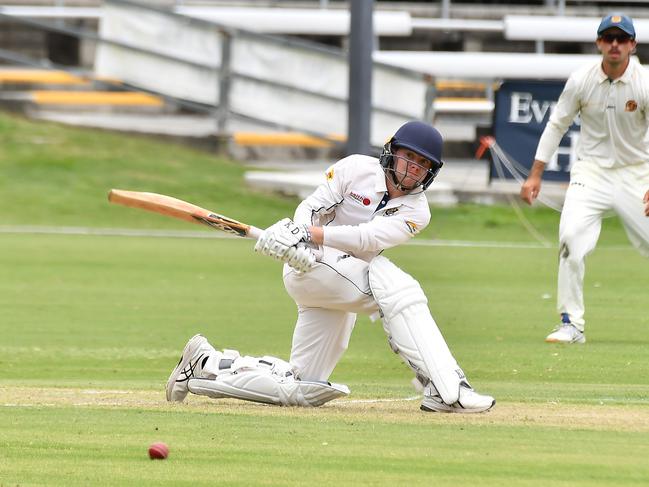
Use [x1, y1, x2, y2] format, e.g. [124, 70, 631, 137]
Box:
[545, 323, 586, 344]
[166, 334, 215, 402]
[421, 381, 495, 414]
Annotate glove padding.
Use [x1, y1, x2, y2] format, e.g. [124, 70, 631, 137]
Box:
[255, 218, 315, 273]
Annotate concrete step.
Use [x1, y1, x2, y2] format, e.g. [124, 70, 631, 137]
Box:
[31, 90, 164, 106]
[0, 90, 167, 114]
[0, 68, 90, 89]
[0, 68, 91, 90]
[0, 69, 163, 111]
[30, 111, 342, 143]
[233, 132, 344, 149]
[26, 111, 347, 159]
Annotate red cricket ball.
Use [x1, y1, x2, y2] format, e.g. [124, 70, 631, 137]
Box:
[148, 442, 169, 460]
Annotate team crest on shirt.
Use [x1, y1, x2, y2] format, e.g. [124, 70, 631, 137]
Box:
[349, 191, 371, 206]
[326, 169, 334, 180]
[384, 207, 399, 216]
[405, 220, 419, 234]
[625, 100, 638, 112]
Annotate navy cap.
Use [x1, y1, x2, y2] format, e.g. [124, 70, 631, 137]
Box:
[598, 13, 635, 38]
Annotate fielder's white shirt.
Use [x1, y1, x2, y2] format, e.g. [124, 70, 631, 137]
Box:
[293, 154, 431, 262]
[535, 58, 649, 168]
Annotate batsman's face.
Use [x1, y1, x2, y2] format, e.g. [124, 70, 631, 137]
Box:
[393, 148, 433, 189]
[597, 28, 636, 64]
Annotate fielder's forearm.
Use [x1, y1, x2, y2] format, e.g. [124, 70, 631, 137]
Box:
[529, 160, 547, 179]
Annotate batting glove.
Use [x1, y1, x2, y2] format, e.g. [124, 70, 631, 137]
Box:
[254, 218, 310, 258]
[254, 219, 315, 272]
[274, 217, 310, 246]
[284, 244, 316, 273]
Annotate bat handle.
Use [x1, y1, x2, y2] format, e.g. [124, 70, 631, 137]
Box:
[247, 226, 264, 240]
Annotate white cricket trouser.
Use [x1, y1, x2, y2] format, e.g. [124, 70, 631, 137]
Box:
[282, 247, 379, 382]
[558, 160, 649, 330]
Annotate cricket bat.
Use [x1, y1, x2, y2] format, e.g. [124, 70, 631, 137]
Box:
[108, 189, 263, 239]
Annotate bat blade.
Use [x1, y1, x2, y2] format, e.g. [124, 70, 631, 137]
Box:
[108, 189, 262, 239]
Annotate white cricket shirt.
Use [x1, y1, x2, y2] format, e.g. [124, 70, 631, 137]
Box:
[535, 57, 649, 168]
[293, 154, 431, 262]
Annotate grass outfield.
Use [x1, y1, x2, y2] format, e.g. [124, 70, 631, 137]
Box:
[1, 112, 648, 485]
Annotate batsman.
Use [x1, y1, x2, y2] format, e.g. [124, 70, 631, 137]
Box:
[167, 121, 495, 413]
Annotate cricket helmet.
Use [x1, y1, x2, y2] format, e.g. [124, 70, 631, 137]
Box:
[379, 121, 444, 191]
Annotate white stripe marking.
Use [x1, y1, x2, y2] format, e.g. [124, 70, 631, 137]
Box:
[0, 225, 635, 250]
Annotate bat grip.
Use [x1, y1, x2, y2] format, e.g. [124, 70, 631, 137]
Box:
[247, 226, 264, 240]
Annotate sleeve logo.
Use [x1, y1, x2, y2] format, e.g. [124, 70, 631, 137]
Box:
[405, 220, 419, 234]
[326, 169, 334, 180]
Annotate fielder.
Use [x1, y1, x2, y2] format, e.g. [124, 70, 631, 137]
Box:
[167, 121, 495, 413]
[521, 13, 649, 344]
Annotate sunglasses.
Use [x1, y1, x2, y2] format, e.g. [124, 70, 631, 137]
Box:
[599, 33, 633, 44]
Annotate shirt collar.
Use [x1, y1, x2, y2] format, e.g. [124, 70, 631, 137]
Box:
[597, 63, 609, 84]
[619, 57, 636, 83]
[598, 57, 636, 84]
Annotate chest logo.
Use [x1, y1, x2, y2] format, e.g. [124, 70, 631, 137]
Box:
[384, 207, 399, 216]
[349, 191, 371, 206]
[625, 100, 638, 112]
